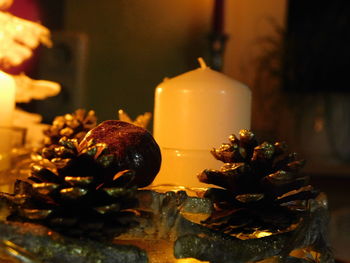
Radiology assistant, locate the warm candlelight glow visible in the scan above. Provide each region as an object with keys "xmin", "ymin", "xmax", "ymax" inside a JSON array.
[
  {"xmin": 0, "ymin": 0, "xmax": 60, "ymax": 150},
  {"xmin": 0, "ymin": 71, "xmax": 15, "ymax": 126},
  {"xmin": 0, "ymin": 11, "xmax": 51, "ymax": 67},
  {"xmin": 153, "ymin": 58, "xmax": 251, "ymax": 187},
  {"xmin": 0, "ymin": 70, "xmax": 15, "ymax": 170},
  {"xmin": 176, "ymin": 259, "xmax": 209, "ymax": 263}
]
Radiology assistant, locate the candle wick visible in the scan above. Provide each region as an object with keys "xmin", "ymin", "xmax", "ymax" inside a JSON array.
[{"xmin": 197, "ymin": 57, "xmax": 207, "ymax": 69}]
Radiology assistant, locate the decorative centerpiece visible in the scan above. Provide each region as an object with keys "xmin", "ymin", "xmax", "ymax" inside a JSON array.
[
  {"xmin": 173, "ymin": 130, "xmax": 332, "ymax": 262},
  {"xmin": 0, "ymin": 110, "xmax": 332, "ymax": 263}
]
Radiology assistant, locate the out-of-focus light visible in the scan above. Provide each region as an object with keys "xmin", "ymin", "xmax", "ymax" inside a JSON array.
[{"xmin": 0, "ymin": 11, "xmax": 51, "ymax": 68}]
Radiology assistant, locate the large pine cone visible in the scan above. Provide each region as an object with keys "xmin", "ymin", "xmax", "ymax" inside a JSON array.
[
  {"xmin": 198, "ymin": 129, "xmax": 319, "ymax": 235},
  {"xmin": 4, "ymin": 137, "xmax": 139, "ymax": 241}
]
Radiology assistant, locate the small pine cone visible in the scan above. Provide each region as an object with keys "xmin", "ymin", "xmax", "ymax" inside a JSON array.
[
  {"xmin": 44, "ymin": 109, "xmax": 97, "ymax": 146},
  {"xmin": 198, "ymin": 130, "xmax": 319, "ymax": 235}
]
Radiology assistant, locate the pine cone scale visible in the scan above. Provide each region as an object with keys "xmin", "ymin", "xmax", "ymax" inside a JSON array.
[
  {"xmin": 60, "ymin": 187, "xmax": 88, "ymax": 199},
  {"xmin": 32, "ymin": 182, "xmax": 59, "ymax": 195},
  {"xmin": 31, "ymin": 165, "xmax": 62, "ymax": 184},
  {"xmin": 22, "ymin": 208, "xmax": 53, "ymax": 220},
  {"xmin": 94, "ymin": 203, "xmax": 120, "ymax": 215},
  {"xmin": 64, "ymin": 176, "xmax": 93, "ymax": 186}
]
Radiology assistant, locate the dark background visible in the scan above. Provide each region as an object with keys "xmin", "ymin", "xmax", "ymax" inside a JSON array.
[{"xmin": 283, "ymin": 0, "xmax": 350, "ymax": 92}]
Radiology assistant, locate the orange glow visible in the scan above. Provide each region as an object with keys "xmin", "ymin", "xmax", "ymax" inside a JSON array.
[
  {"xmin": 0, "ymin": 1, "xmax": 60, "ymax": 104},
  {"xmin": 0, "ymin": 11, "xmax": 51, "ymax": 67},
  {"xmin": 176, "ymin": 259, "xmax": 209, "ymax": 263},
  {"xmin": 254, "ymin": 231, "xmax": 273, "ymax": 238}
]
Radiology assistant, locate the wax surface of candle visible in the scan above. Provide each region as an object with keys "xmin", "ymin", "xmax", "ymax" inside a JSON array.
[
  {"xmin": 0, "ymin": 70, "xmax": 16, "ymax": 171},
  {"xmin": 0, "ymin": 71, "xmax": 16, "ymax": 127},
  {"xmin": 153, "ymin": 60, "xmax": 251, "ymax": 187}
]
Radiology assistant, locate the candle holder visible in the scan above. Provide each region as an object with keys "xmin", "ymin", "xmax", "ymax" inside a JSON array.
[{"xmin": 209, "ymin": 32, "xmax": 228, "ymax": 71}]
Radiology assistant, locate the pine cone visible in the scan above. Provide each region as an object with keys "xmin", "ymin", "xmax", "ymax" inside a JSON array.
[
  {"xmin": 198, "ymin": 129, "xmax": 319, "ymax": 235},
  {"xmin": 44, "ymin": 109, "xmax": 97, "ymax": 146},
  {"xmin": 4, "ymin": 137, "xmax": 139, "ymax": 241}
]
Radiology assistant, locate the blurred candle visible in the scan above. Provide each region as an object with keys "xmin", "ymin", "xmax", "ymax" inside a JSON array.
[
  {"xmin": 153, "ymin": 58, "xmax": 251, "ymax": 187},
  {"xmin": 0, "ymin": 70, "xmax": 16, "ymax": 171},
  {"xmin": 213, "ymin": 0, "xmax": 225, "ymax": 34}
]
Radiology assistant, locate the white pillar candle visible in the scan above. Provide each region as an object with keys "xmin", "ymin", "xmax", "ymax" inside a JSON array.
[
  {"xmin": 153, "ymin": 58, "xmax": 251, "ymax": 188},
  {"xmin": 0, "ymin": 70, "xmax": 16, "ymax": 171}
]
